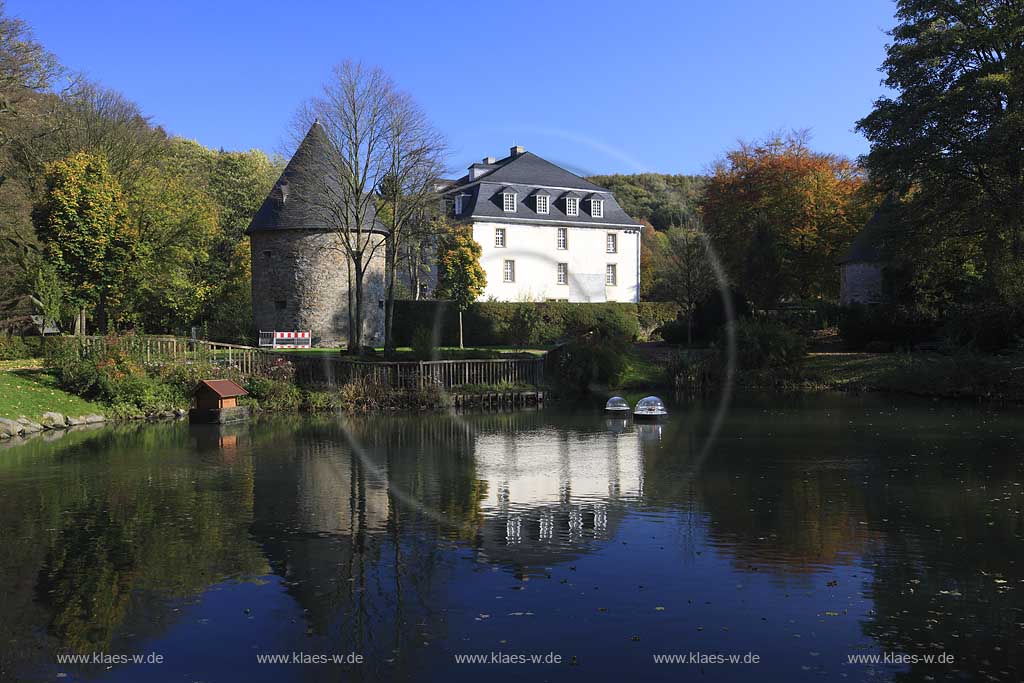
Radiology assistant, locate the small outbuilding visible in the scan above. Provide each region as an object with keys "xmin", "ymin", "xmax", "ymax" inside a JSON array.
[{"xmin": 189, "ymin": 379, "xmax": 250, "ymax": 424}]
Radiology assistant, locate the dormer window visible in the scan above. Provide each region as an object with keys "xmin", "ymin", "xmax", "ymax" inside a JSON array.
[
  {"xmin": 536, "ymin": 194, "xmax": 549, "ymax": 215},
  {"xmin": 502, "ymin": 191, "xmax": 517, "ymax": 212},
  {"xmin": 565, "ymin": 197, "xmax": 579, "ymax": 217},
  {"xmin": 454, "ymin": 195, "xmax": 463, "ymax": 215},
  {"xmin": 591, "ymin": 199, "xmax": 604, "ymax": 218}
]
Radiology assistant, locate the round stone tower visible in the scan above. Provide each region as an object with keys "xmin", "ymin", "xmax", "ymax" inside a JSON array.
[{"xmin": 246, "ymin": 122, "xmax": 386, "ymax": 348}]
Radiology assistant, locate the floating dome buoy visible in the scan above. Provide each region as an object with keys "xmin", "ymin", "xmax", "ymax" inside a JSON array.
[
  {"xmin": 633, "ymin": 396, "xmax": 667, "ymax": 419},
  {"xmin": 605, "ymin": 396, "xmax": 630, "ymax": 413}
]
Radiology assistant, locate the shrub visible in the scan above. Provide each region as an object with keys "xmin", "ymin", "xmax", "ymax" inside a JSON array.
[
  {"xmin": 244, "ymin": 375, "xmax": 302, "ymax": 410},
  {"xmin": 637, "ymin": 302, "xmax": 681, "ymax": 341},
  {"xmin": 0, "ymin": 335, "xmax": 42, "ymax": 360},
  {"xmin": 503, "ymin": 302, "xmax": 544, "ymax": 349},
  {"xmin": 725, "ymin": 319, "xmax": 808, "ymax": 371},
  {"xmin": 548, "ymin": 310, "xmax": 634, "ymax": 393},
  {"xmin": 941, "ymin": 304, "xmax": 1021, "ymax": 352},
  {"xmin": 411, "ymin": 326, "xmax": 436, "ymax": 360},
  {"xmin": 838, "ymin": 304, "xmax": 938, "ymax": 351}
]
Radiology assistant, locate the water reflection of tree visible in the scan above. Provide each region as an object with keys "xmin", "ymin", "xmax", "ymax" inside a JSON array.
[
  {"xmin": 2, "ymin": 423, "xmax": 267, "ymax": 666},
  {"xmin": 860, "ymin": 446, "xmax": 1024, "ymax": 681}
]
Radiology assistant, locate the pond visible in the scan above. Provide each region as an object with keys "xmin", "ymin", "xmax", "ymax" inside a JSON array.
[{"xmin": 0, "ymin": 394, "xmax": 1020, "ymax": 682}]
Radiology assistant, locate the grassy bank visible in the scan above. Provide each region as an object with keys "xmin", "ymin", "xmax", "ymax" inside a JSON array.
[
  {"xmin": 0, "ymin": 369, "xmax": 106, "ymax": 420},
  {"xmin": 800, "ymin": 352, "xmax": 1024, "ymax": 402}
]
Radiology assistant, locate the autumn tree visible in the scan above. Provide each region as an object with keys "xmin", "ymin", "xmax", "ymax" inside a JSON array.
[
  {"xmin": 435, "ymin": 223, "xmax": 486, "ymax": 348},
  {"xmin": 701, "ymin": 131, "xmax": 871, "ymax": 305},
  {"xmin": 33, "ymin": 152, "xmax": 135, "ymax": 331},
  {"xmin": 856, "ymin": 0, "xmax": 1024, "ymax": 313}
]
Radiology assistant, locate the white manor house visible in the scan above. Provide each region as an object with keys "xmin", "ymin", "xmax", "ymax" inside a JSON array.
[{"xmin": 441, "ymin": 146, "xmax": 641, "ymax": 303}]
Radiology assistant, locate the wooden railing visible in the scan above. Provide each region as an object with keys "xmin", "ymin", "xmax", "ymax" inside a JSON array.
[
  {"xmin": 77, "ymin": 336, "xmax": 545, "ymax": 389},
  {"xmin": 292, "ymin": 357, "xmax": 545, "ymax": 389}
]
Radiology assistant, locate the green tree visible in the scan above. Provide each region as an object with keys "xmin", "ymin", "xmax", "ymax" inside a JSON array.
[
  {"xmin": 856, "ymin": 0, "xmax": 1024, "ymax": 312},
  {"xmin": 663, "ymin": 220, "xmax": 717, "ymax": 345},
  {"xmin": 33, "ymin": 152, "xmax": 134, "ymax": 331},
  {"xmin": 33, "ymin": 260, "xmax": 63, "ymax": 331},
  {"xmin": 435, "ymin": 224, "xmax": 486, "ymax": 348}
]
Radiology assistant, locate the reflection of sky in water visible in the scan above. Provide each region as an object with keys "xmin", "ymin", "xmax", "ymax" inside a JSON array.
[{"xmin": 2, "ymin": 394, "xmax": 1021, "ymax": 683}]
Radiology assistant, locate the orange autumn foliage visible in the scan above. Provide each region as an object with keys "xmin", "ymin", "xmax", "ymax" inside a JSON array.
[{"xmin": 701, "ymin": 132, "xmax": 875, "ymax": 306}]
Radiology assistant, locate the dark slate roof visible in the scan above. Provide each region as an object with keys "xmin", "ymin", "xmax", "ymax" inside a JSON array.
[
  {"xmin": 246, "ymin": 121, "xmax": 387, "ymax": 235},
  {"xmin": 838, "ymin": 197, "xmax": 900, "ymax": 265},
  {"xmin": 444, "ymin": 149, "xmax": 641, "ymax": 228}
]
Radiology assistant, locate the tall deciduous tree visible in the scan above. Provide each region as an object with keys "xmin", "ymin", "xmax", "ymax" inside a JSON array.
[
  {"xmin": 435, "ymin": 223, "xmax": 485, "ymax": 348},
  {"xmin": 33, "ymin": 152, "xmax": 134, "ymax": 331},
  {"xmin": 377, "ymin": 90, "xmax": 446, "ymax": 357},
  {"xmin": 856, "ymin": 0, "xmax": 1024, "ymax": 310},
  {"xmin": 702, "ymin": 132, "xmax": 870, "ymax": 305}
]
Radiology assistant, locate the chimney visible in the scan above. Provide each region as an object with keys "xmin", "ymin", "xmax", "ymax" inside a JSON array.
[
  {"xmin": 510, "ymin": 145, "xmax": 525, "ymax": 157},
  {"xmin": 483, "ymin": 156, "xmax": 496, "ymax": 164}
]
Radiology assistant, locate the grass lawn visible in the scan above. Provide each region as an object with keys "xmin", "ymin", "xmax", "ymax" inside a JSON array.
[
  {"xmin": 616, "ymin": 344, "xmax": 673, "ymax": 390},
  {"xmin": 802, "ymin": 352, "xmax": 1024, "ymax": 401},
  {"xmin": 0, "ymin": 369, "xmax": 105, "ymax": 421}
]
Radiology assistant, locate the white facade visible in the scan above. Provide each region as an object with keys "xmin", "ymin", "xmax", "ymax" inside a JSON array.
[{"xmin": 471, "ymin": 220, "xmax": 640, "ymax": 303}]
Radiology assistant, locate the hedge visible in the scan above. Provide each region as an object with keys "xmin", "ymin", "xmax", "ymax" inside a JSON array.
[{"xmin": 391, "ymin": 300, "xmax": 664, "ymax": 347}]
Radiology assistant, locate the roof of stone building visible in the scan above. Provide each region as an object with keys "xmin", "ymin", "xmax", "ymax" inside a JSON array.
[
  {"xmin": 444, "ymin": 148, "xmax": 641, "ymax": 229},
  {"xmin": 246, "ymin": 121, "xmax": 387, "ymax": 235},
  {"xmin": 838, "ymin": 197, "xmax": 900, "ymax": 265}
]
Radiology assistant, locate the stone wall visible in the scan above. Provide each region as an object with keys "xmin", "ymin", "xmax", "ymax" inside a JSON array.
[
  {"xmin": 250, "ymin": 230, "xmax": 386, "ymax": 347},
  {"xmin": 840, "ymin": 262, "xmax": 883, "ymax": 306}
]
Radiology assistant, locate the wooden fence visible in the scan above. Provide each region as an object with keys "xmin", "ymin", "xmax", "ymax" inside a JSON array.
[
  {"xmin": 77, "ymin": 336, "xmax": 545, "ymax": 389},
  {"xmin": 292, "ymin": 357, "xmax": 545, "ymax": 389}
]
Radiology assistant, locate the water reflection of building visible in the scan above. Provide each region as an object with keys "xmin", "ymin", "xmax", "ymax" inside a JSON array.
[{"xmin": 471, "ymin": 425, "xmax": 645, "ymax": 564}]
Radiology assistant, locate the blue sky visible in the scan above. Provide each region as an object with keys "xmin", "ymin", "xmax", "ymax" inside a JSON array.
[{"xmin": 11, "ymin": 0, "xmax": 897, "ymax": 176}]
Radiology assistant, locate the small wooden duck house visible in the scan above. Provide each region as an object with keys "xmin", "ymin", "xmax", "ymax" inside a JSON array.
[{"xmin": 189, "ymin": 379, "xmax": 250, "ymax": 424}]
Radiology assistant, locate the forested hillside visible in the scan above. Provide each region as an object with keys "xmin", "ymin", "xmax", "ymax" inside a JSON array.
[{"xmin": 0, "ymin": 3, "xmax": 281, "ymax": 341}]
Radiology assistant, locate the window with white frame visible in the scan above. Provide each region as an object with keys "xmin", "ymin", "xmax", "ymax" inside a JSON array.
[
  {"xmin": 495, "ymin": 228, "xmax": 506, "ymax": 248},
  {"xmin": 503, "ymin": 259, "xmax": 515, "ymax": 283},
  {"xmin": 556, "ymin": 227, "xmax": 567, "ymax": 250},
  {"xmin": 565, "ymin": 197, "xmax": 579, "ymax": 217},
  {"xmin": 591, "ymin": 199, "xmax": 604, "ymax": 218},
  {"xmin": 536, "ymin": 194, "xmax": 549, "ymax": 214},
  {"xmin": 503, "ymin": 192, "xmax": 517, "ymax": 212},
  {"xmin": 557, "ymin": 262, "xmax": 568, "ymax": 285},
  {"xmin": 606, "ymin": 232, "xmax": 617, "ymax": 253},
  {"xmin": 605, "ymin": 263, "xmax": 617, "ymax": 286},
  {"xmin": 454, "ymin": 195, "xmax": 463, "ymax": 215}
]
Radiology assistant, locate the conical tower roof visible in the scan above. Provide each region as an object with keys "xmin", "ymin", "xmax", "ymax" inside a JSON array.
[{"xmin": 246, "ymin": 121, "xmax": 386, "ymax": 234}]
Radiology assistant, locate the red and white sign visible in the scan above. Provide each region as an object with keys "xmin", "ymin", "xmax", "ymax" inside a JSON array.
[{"xmin": 271, "ymin": 331, "xmax": 311, "ymax": 348}]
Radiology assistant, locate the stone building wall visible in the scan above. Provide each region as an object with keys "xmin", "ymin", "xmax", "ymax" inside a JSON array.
[
  {"xmin": 839, "ymin": 262, "xmax": 883, "ymax": 306},
  {"xmin": 250, "ymin": 230, "xmax": 386, "ymax": 347}
]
